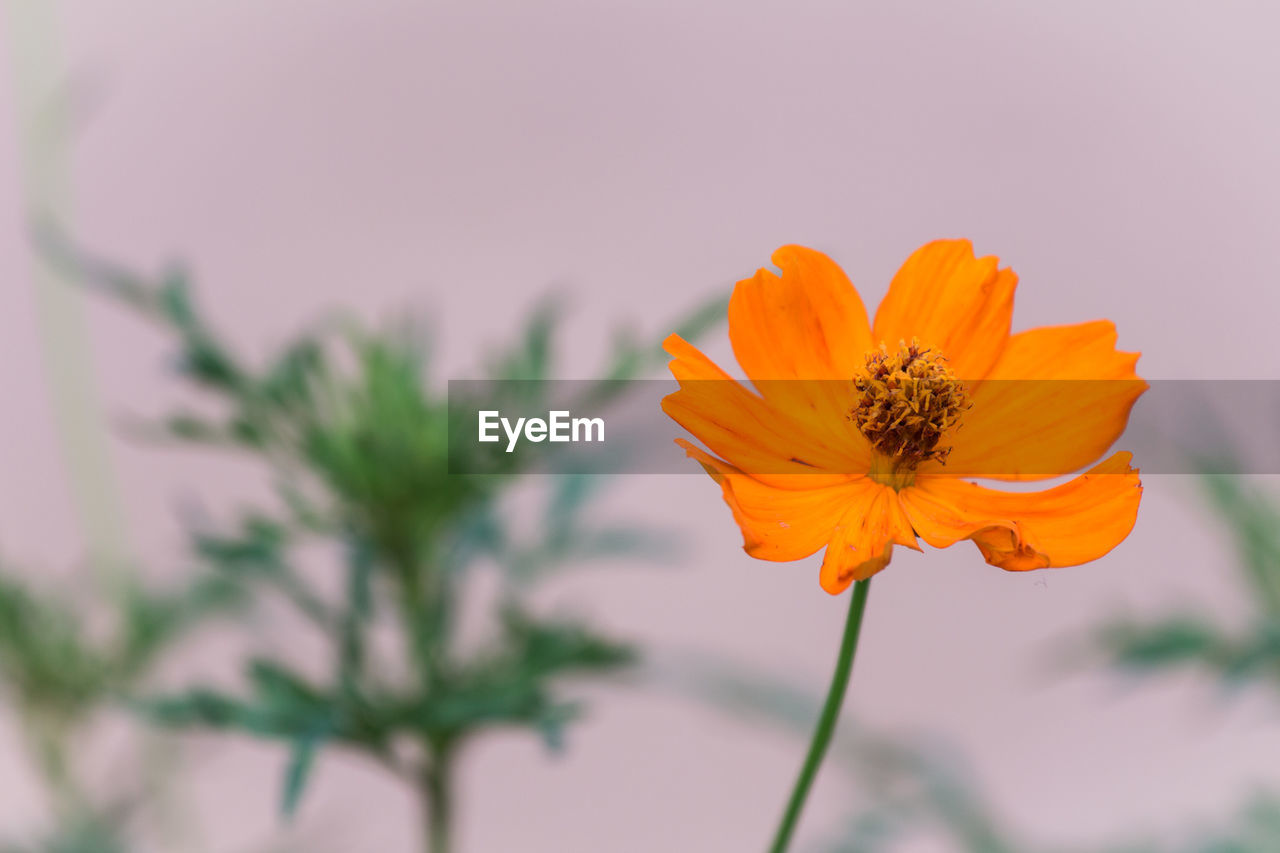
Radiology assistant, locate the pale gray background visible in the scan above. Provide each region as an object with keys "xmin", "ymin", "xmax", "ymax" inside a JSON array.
[{"xmin": 2, "ymin": 2, "xmax": 1279, "ymax": 851}]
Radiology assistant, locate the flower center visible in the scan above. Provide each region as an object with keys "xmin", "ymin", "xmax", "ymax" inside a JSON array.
[{"xmin": 851, "ymin": 339, "xmax": 968, "ymax": 485}]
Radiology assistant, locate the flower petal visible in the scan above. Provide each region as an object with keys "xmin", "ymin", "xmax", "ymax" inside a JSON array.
[
  {"xmin": 663, "ymin": 334, "xmax": 862, "ymax": 486},
  {"xmin": 677, "ymin": 439, "xmax": 873, "ymax": 556},
  {"xmin": 872, "ymin": 240, "xmax": 1016, "ymax": 381},
  {"xmin": 900, "ymin": 452, "xmax": 1142, "ymax": 570},
  {"xmin": 728, "ymin": 246, "xmax": 876, "ymax": 456},
  {"xmin": 819, "ymin": 486, "xmax": 919, "ymax": 594},
  {"xmin": 677, "ymin": 440, "xmax": 916, "ymax": 594},
  {"xmin": 934, "ymin": 321, "xmax": 1146, "ymax": 480},
  {"xmin": 730, "ymin": 245, "xmax": 874, "ymax": 382}
]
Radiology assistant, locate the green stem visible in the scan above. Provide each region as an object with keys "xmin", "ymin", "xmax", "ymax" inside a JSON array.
[
  {"xmin": 424, "ymin": 749, "xmax": 453, "ymax": 853},
  {"xmin": 393, "ymin": 548, "xmax": 455, "ymax": 853},
  {"xmin": 768, "ymin": 579, "xmax": 872, "ymax": 853}
]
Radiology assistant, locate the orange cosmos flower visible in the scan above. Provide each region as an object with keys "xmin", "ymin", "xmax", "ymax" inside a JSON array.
[{"xmin": 662, "ymin": 240, "xmax": 1146, "ymax": 595}]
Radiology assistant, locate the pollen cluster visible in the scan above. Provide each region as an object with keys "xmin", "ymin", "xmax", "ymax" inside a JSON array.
[{"xmin": 851, "ymin": 340, "xmax": 969, "ymax": 471}]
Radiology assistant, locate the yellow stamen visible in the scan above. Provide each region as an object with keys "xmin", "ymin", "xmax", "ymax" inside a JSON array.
[{"xmin": 851, "ymin": 339, "xmax": 969, "ymax": 486}]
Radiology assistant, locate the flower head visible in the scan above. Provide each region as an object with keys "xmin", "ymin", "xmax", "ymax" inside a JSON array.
[
  {"xmin": 662, "ymin": 241, "xmax": 1146, "ymax": 594},
  {"xmin": 852, "ymin": 339, "xmax": 969, "ymax": 470}
]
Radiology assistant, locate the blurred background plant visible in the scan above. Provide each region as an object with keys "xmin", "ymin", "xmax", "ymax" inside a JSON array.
[
  {"xmin": 32, "ymin": 231, "xmax": 726, "ymax": 853},
  {"xmin": 1085, "ymin": 469, "xmax": 1280, "ymax": 697},
  {"xmin": 0, "ymin": 557, "xmax": 242, "ymax": 852}
]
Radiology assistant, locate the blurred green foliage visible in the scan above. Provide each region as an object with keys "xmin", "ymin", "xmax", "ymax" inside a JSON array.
[
  {"xmin": 40, "ymin": 229, "xmax": 726, "ymax": 851},
  {"xmin": 0, "ymin": 561, "xmax": 241, "ymax": 849},
  {"xmin": 0, "ymin": 819, "xmax": 129, "ymax": 853},
  {"xmin": 1087, "ymin": 471, "xmax": 1280, "ymax": 691}
]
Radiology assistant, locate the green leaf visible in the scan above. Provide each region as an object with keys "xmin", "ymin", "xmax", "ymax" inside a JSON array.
[
  {"xmin": 338, "ymin": 535, "xmax": 375, "ymax": 696},
  {"xmin": 1200, "ymin": 471, "xmax": 1280, "ymax": 617},
  {"xmin": 155, "ymin": 269, "xmax": 198, "ymax": 330},
  {"xmin": 158, "ymin": 412, "xmax": 238, "ymax": 445},
  {"xmin": 0, "ymin": 570, "xmax": 113, "ymax": 716},
  {"xmin": 535, "ymin": 702, "xmax": 579, "ymax": 755},
  {"xmin": 1098, "ymin": 617, "xmax": 1227, "ymax": 671},
  {"xmin": 262, "ymin": 336, "xmax": 326, "ymax": 408},
  {"xmin": 247, "ymin": 658, "xmax": 327, "ymax": 711},
  {"xmin": 136, "ymin": 689, "xmax": 262, "ymax": 732},
  {"xmin": 33, "ymin": 222, "xmax": 153, "ymax": 314},
  {"xmin": 501, "ymin": 609, "xmax": 637, "ymax": 678},
  {"xmin": 281, "ymin": 725, "xmax": 328, "ymax": 819},
  {"xmin": 486, "ymin": 297, "xmax": 562, "ymax": 382},
  {"xmin": 194, "ymin": 514, "xmax": 289, "ymax": 571},
  {"xmin": 112, "ymin": 573, "xmax": 244, "ymax": 682}
]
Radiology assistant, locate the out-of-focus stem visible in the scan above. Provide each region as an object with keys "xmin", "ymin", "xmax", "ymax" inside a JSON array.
[
  {"xmin": 390, "ymin": 544, "xmax": 456, "ymax": 853},
  {"xmin": 3, "ymin": 0, "xmax": 131, "ymax": 574},
  {"xmin": 25, "ymin": 711, "xmax": 83, "ymax": 819},
  {"xmin": 424, "ymin": 748, "xmax": 453, "ymax": 853}
]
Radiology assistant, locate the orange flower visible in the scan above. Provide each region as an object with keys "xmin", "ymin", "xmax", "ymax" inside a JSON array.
[{"xmin": 662, "ymin": 241, "xmax": 1146, "ymax": 594}]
